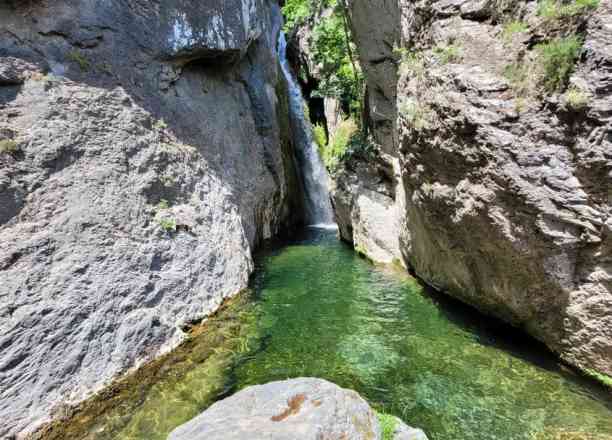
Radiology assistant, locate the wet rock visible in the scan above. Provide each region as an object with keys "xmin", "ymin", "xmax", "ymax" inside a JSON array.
[{"xmin": 167, "ymin": 378, "xmax": 428, "ymax": 440}]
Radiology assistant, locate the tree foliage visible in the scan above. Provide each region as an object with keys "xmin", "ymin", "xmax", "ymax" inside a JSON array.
[{"xmin": 282, "ymin": 0, "xmax": 363, "ymax": 119}]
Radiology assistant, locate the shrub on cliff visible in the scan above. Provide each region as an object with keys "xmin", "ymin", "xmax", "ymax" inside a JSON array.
[{"xmin": 537, "ymin": 36, "xmax": 583, "ymax": 92}]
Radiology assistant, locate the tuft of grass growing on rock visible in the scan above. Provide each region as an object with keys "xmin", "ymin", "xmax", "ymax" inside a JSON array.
[
  {"xmin": 321, "ymin": 118, "xmax": 357, "ymax": 170},
  {"xmin": 564, "ymin": 86, "xmax": 590, "ymax": 110},
  {"xmin": 158, "ymin": 217, "xmax": 176, "ymax": 232},
  {"xmin": 536, "ymin": 36, "xmax": 583, "ymax": 92},
  {"xmin": 433, "ymin": 43, "xmax": 462, "ymax": 65},
  {"xmin": 376, "ymin": 412, "xmax": 398, "ymax": 440},
  {"xmin": 502, "ymin": 21, "xmax": 529, "ymax": 42},
  {"xmin": 0, "ymin": 139, "xmax": 18, "ymax": 155},
  {"xmin": 154, "ymin": 119, "xmax": 168, "ymax": 131},
  {"xmin": 538, "ymin": 0, "xmax": 599, "ymax": 19},
  {"xmin": 67, "ymin": 50, "xmax": 91, "ymax": 72}
]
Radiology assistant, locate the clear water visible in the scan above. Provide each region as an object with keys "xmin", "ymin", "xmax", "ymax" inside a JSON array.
[{"xmin": 62, "ymin": 229, "xmax": 612, "ymax": 440}]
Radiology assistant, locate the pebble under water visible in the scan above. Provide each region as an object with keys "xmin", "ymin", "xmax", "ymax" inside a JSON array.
[{"xmin": 62, "ymin": 229, "xmax": 612, "ymax": 440}]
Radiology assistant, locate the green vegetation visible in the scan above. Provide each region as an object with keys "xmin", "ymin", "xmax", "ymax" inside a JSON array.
[
  {"xmin": 67, "ymin": 50, "xmax": 91, "ymax": 71},
  {"xmin": 156, "ymin": 199, "xmax": 170, "ymax": 211},
  {"xmin": 281, "ymin": 0, "xmax": 335, "ymax": 31},
  {"xmin": 320, "ymin": 118, "xmax": 357, "ymax": 170},
  {"xmin": 158, "ymin": 218, "xmax": 176, "ymax": 232},
  {"xmin": 537, "ymin": 0, "xmax": 599, "ymax": 19},
  {"xmin": 584, "ymin": 369, "xmax": 612, "ymax": 389},
  {"xmin": 433, "ymin": 43, "xmax": 462, "ymax": 65},
  {"xmin": 502, "ymin": 21, "xmax": 529, "ymax": 42},
  {"xmin": 311, "ymin": 9, "xmax": 363, "ymax": 116},
  {"xmin": 504, "ymin": 36, "xmax": 582, "ymax": 98},
  {"xmin": 536, "ymin": 36, "xmax": 583, "ymax": 92},
  {"xmin": 376, "ymin": 412, "xmax": 398, "ymax": 440},
  {"xmin": 399, "ymin": 98, "xmax": 432, "ymax": 130},
  {"xmin": 313, "ymin": 123, "xmax": 327, "ymax": 151},
  {"xmin": 564, "ymin": 86, "xmax": 590, "ymax": 109},
  {"xmin": 154, "ymin": 119, "xmax": 168, "ymax": 131},
  {"xmin": 0, "ymin": 139, "xmax": 18, "ymax": 155},
  {"xmin": 282, "ymin": 0, "xmax": 363, "ymax": 120},
  {"xmin": 155, "ymin": 199, "xmax": 177, "ymax": 232}
]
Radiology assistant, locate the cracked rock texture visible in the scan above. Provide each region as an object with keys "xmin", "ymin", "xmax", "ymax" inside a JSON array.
[
  {"xmin": 0, "ymin": 0, "xmax": 303, "ymax": 437},
  {"xmin": 168, "ymin": 378, "xmax": 428, "ymax": 440},
  {"xmin": 334, "ymin": 0, "xmax": 611, "ymax": 377}
]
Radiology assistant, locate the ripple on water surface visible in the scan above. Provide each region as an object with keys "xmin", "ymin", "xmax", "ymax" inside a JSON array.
[{"xmin": 62, "ymin": 229, "xmax": 612, "ymax": 440}]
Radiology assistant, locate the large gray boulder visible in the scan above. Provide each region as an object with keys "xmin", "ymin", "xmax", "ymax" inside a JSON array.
[
  {"xmin": 334, "ymin": 0, "xmax": 612, "ymax": 378},
  {"xmin": 0, "ymin": 0, "xmax": 303, "ymax": 437},
  {"xmin": 167, "ymin": 378, "xmax": 428, "ymax": 440}
]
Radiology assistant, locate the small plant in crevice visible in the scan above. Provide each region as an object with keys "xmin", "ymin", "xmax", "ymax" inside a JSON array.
[
  {"xmin": 154, "ymin": 119, "xmax": 168, "ymax": 131},
  {"xmin": 433, "ymin": 43, "xmax": 463, "ymax": 65},
  {"xmin": 376, "ymin": 412, "xmax": 398, "ymax": 440},
  {"xmin": 502, "ymin": 21, "xmax": 529, "ymax": 43},
  {"xmin": 158, "ymin": 217, "xmax": 177, "ymax": 232},
  {"xmin": 155, "ymin": 199, "xmax": 177, "ymax": 233},
  {"xmin": 67, "ymin": 50, "xmax": 91, "ymax": 72},
  {"xmin": 564, "ymin": 86, "xmax": 590, "ymax": 110},
  {"xmin": 0, "ymin": 139, "xmax": 18, "ymax": 155},
  {"xmin": 536, "ymin": 36, "xmax": 583, "ymax": 93}
]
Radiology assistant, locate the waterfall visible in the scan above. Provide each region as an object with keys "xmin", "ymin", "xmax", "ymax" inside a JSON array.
[{"xmin": 278, "ymin": 33, "xmax": 336, "ymax": 228}]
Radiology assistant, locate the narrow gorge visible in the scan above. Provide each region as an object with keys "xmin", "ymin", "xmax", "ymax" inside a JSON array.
[{"xmin": 0, "ymin": 1, "xmax": 610, "ymax": 440}]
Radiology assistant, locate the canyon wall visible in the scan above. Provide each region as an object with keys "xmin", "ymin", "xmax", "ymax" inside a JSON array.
[
  {"xmin": 334, "ymin": 0, "xmax": 612, "ymax": 378},
  {"xmin": 0, "ymin": 0, "xmax": 303, "ymax": 437}
]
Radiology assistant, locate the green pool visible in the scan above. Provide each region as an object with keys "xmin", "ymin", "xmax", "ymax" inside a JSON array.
[{"xmin": 66, "ymin": 228, "xmax": 612, "ymax": 440}]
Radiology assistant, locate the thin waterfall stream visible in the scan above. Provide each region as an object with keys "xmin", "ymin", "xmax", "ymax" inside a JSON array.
[{"xmin": 278, "ymin": 32, "xmax": 335, "ymax": 227}]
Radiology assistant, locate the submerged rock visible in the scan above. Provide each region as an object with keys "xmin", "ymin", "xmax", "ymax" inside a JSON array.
[{"xmin": 167, "ymin": 378, "xmax": 428, "ymax": 440}]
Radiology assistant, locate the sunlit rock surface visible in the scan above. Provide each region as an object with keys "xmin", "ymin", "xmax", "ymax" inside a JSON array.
[
  {"xmin": 168, "ymin": 378, "xmax": 428, "ymax": 440},
  {"xmin": 332, "ymin": 0, "xmax": 612, "ymax": 378},
  {"xmin": 0, "ymin": 0, "xmax": 303, "ymax": 437}
]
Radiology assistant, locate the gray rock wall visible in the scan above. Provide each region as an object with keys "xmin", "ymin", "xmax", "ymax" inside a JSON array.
[
  {"xmin": 335, "ymin": 0, "xmax": 611, "ymax": 378},
  {"xmin": 0, "ymin": 0, "xmax": 303, "ymax": 437}
]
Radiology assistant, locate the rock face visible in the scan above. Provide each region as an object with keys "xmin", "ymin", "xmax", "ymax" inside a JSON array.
[
  {"xmin": 0, "ymin": 1, "xmax": 303, "ymax": 437},
  {"xmin": 168, "ymin": 378, "xmax": 428, "ymax": 440},
  {"xmin": 334, "ymin": 0, "xmax": 612, "ymax": 377}
]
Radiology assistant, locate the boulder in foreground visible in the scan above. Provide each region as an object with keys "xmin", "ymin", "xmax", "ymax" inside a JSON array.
[{"xmin": 167, "ymin": 378, "xmax": 427, "ymax": 440}]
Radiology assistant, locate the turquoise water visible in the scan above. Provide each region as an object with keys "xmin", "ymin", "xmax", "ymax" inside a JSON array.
[{"xmin": 69, "ymin": 229, "xmax": 612, "ymax": 440}]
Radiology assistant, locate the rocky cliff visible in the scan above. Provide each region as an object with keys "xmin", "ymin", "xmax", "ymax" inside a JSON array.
[
  {"xmin": 0, "ymin": 0, "xmax": 303, "ymax": 437},
  {"xmin": 333, "ymin": 0, "xmax": 612, "ymax": 379}
]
